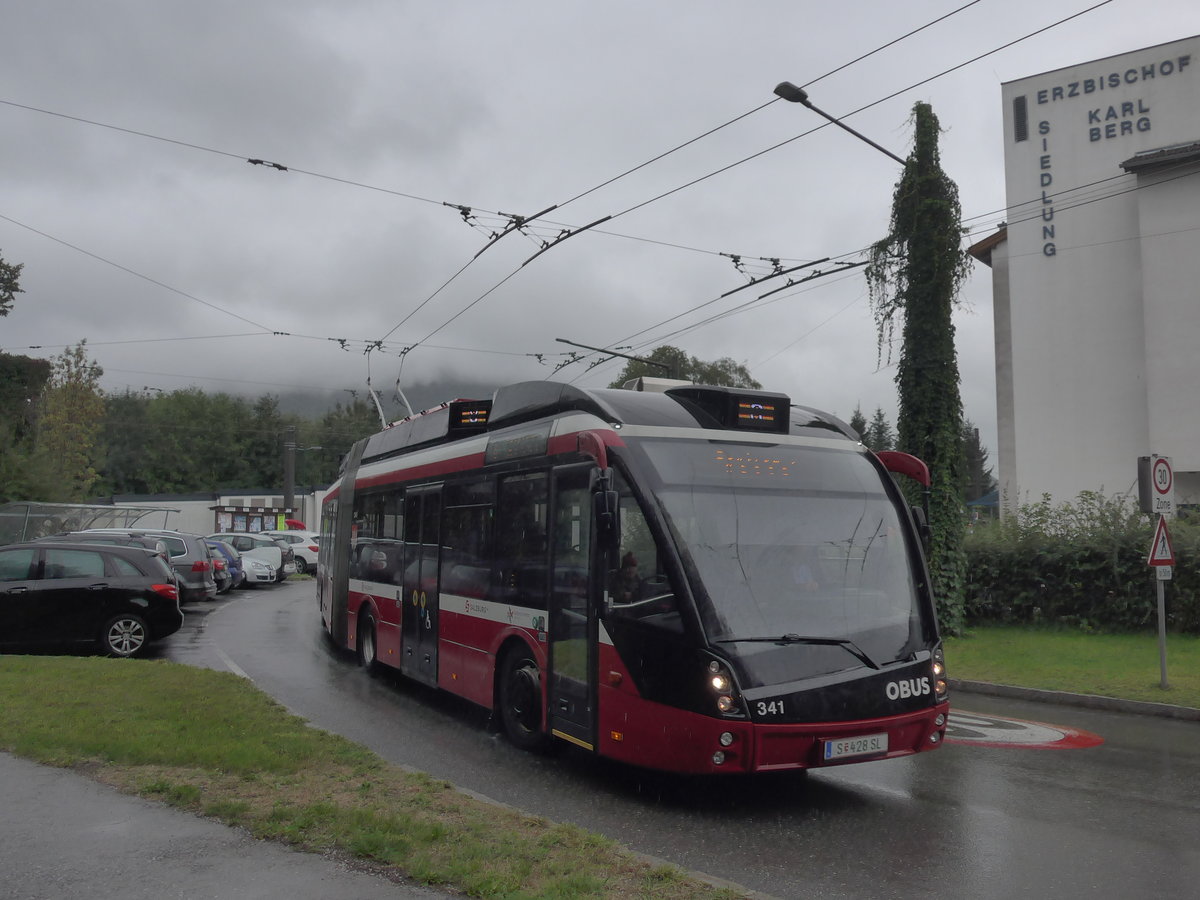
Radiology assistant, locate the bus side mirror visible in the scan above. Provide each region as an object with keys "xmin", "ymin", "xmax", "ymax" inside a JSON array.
[
  {"xmin": 911, "ymin": 505, "xmax": 932, "ymax": 557},
  {"xmin": 591, "ymin": 467, "xmax": 621, "ymax": 558},
  {"xmin": 594, "ymin": 488, "xmax": 620, "ymax": 549}
]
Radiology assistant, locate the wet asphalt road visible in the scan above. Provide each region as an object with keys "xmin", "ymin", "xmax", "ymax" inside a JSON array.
[{"xmin": 163, "ymin": 581, "xmax": 1200, "ymax": 899}]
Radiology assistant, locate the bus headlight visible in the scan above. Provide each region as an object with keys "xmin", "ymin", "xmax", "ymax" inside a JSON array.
[
  {"xmin": 932, "ymin": 648, "xmax": 948, "ymax": 699},
  {"xmin": 706, "ymin": 659, "xmax": 744, "ymax": 717}
]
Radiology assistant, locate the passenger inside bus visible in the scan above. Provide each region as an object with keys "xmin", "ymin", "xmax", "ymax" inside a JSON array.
[{"xmin": 614, "ymin": 553, "xmax": 640, "ymax": 603}]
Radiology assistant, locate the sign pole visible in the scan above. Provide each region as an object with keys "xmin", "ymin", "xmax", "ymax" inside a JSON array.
[
  {"xmin": 1140, "ymin": 457, "xmax": 1175, "ymax": 691},
  {"xmin": 1156, "ymin": 578, "xmax": 1169, "ymax": 689}
]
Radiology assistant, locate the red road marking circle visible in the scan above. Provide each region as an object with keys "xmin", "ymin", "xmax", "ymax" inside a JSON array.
[{"xmin": 944, "ymin": 710, "xmax": 1104, "ymax": 749}]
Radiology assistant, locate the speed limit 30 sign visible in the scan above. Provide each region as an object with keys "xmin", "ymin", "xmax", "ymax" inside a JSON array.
[{"xmin": 1138, "ymin": 455, "xmax": 1175, "ymax": 517}]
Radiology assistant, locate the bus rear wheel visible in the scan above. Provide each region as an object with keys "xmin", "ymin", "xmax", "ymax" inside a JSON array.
[{"xmin": 498, "ymin": 647, "xmax": 547, "ymax": 752}]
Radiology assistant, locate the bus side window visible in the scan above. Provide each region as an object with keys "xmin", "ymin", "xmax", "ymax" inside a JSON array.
[{"xmin": 492, "ymin": 473, "xmax": 549, "ymax": 609}]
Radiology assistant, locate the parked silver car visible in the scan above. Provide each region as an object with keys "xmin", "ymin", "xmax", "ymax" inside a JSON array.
[{"xmin": 207, "ymin": 533, "xmax": 294, "ymax": 582}]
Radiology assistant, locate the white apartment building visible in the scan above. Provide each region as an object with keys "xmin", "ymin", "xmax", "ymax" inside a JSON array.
[{"xmin": 971, "ymin": 35, "xmax": 1200, "ymax": 512}]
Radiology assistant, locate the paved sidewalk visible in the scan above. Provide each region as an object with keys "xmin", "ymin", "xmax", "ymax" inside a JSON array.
[{"xmin": 0, "ymin": 752, "xmax": 451, "ymax": 900}]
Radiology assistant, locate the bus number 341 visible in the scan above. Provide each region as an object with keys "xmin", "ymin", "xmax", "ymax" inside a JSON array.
[{"xmin": 756, "ymin": 699, "xmax": 786, "ymax": 716}]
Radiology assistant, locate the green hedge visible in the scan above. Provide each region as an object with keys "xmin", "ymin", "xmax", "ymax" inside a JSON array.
[{"xmin": 963, "ymin": 491, "xmax": 1200, "ymax": 633}]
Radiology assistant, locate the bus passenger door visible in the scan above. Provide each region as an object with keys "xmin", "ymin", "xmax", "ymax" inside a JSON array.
[
  {"xmin": 401, "ymin": 485, "xmax": 442, "ymax": 686},
  {"xmin": 547, "ymin": 465, "xmax": 597, "ymax": 751}
]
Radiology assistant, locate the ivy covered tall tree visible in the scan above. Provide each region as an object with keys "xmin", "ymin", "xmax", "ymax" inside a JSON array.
[{"xmin": 865, "ymin": 102, "xmax": 972, "ymax": 633}]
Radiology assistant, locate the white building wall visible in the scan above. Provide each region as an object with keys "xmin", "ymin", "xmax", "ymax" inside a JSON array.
[
  {"xmin": 998, "ymin": 36, "xmax": 1200, "ymax": 506},
  {"xmin": 1138, "ymin": 170, "xmax": 1200, "ymax": 478}
]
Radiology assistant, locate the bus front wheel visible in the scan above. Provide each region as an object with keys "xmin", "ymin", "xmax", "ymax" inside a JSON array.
[
  {"xmin": 359, "ymin": 616, "xmax": 382, "ymax": 677},
  {"xmin": 498, "ymin": 647, "xmax": 547, "ymax": 752}
]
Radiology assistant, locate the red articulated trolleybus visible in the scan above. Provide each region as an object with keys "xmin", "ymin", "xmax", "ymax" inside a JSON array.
[{"xmin": 319, "ymin": 379, "xmax": 949, "ymax": 774}]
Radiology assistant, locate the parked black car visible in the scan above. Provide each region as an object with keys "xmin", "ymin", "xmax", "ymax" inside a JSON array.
[
  {"xmin": 0, "ymin": 541, "xmax": 184, "ymax": 658},
  {"xmin": 37, "ymin": 531, "xmax": 174, "ymax": 570}
]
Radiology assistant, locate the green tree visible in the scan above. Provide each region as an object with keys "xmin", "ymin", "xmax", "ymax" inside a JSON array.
[
  {"xmin": 863, "ymin": 407, "xmax": 896, "ymax": 452},
  {"xmin": 865, "ymin": 102, "xmax": 973, "ymax": 634},
  {"xmin": 0, "ymin": 353, "xmax": 52, "ymax": 502},
  {"xmin": 31, "ymin": 342, "xmax": 106, "ymax": 501},
  {"xmin": 961, "ymin": 419, "xmax": 996, "ymax": 504},
  {"xmin": 849, "ymin": 405, "xmax": 868, "ymax": 441},
  {"xmin": 0, "ymin": 250, "xmax": 23, "ymax": 318},
  {"xmin": 94, "ymin": 389, "xmax": 152, "ymax": 495},
  {"xmin": 0, "ymin": 420, "xmax": 41, "ymax": 503},
  {"xmin": 606, "ymin": 346, "xmax": 761, "ymax": 389},
  {"xmin": 243, "ymin": 395, "xmax": 288, "ymax": 489},
  {"xmin": 310, "ymin": 398, "xmax": 384, "ymax": 485},
  {"xmin": 0, "ymin": 353, "xmax": 51, "ymax": 435}
]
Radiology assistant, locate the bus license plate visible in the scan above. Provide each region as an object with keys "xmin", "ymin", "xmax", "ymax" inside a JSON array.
[{"xmin": 823, "ymin": 733, "xmax": 888, "ymax": 761}]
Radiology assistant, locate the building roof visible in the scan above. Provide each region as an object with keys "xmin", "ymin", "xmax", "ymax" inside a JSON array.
[
  {"xmin": 1120, "ymin": 140, "xmax": 1200, "ymax": 174},
  {"xmin": 967, "ymin": 226, "xmax": 1007, "ymax": 268}
]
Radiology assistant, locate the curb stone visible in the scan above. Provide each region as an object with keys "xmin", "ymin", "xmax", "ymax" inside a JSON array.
[{"xmin": 950, "ymin": 678, "xmax": 1200, "ymax": 722}]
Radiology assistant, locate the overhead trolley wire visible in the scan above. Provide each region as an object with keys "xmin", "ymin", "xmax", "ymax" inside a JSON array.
[
  {"xmin": 1, "ymin": 1, "xmax": 1118, "ymax": 388},
  {"xmin": 0, "ymin": 212, "xmax": 275, "ymax": 332},
  {"xmin": 542, "ymin": 1, "xmax": 1119, "ymax": 380},
  {"xmin": 800, "ymin": 0, "xmax": 988, "ymax": 90}
]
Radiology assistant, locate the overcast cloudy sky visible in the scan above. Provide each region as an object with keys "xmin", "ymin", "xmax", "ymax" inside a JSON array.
[{"xmin": 3, "ymin": 1, "xmax": 1199, "ymax": 455}]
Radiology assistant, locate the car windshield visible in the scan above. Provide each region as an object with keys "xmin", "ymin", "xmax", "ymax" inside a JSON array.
[{"xmin": 629, "ymin": 438, "xmax": 929, "ymax": 669}]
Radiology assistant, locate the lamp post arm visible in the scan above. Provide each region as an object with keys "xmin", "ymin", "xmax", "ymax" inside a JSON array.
[{"xmin": 773, "ymin": 82, "xmax": 906, "ymax": 166}]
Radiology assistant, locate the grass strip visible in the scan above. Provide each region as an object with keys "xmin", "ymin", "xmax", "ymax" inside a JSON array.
[
  {"xmin": 945, "ymin": 626, "xmax": 1200, "ymax": 709},
  {"xmin": 0, "ymin": 656, "xmax": 741, "ymax": 900}
]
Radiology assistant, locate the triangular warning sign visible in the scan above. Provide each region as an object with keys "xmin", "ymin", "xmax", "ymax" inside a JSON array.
[{"xmin": 1148, "ymin": 515, "xmax": 1176, "ymax": 566}]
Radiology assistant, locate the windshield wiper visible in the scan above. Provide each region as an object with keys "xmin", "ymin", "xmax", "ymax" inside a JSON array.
[{"xmin": 716, "ymin": 634, "xmax": 880, "ymax": 670}]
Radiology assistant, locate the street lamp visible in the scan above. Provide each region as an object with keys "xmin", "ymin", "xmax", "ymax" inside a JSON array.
[{"xmin": 773, "ymin": 81, "xmax": 905, "ymax": 166}]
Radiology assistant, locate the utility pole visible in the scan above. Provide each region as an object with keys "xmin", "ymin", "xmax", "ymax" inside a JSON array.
[
  {"xmin": 283, "ymin": 425, "xmax": 296, "ymax": 518},
  {"xmin": 283, "ymin": 428, "xmax": 322, "ymax": 526}
]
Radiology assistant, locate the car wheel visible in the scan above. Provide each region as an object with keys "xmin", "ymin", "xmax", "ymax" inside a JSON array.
[
  {"xmin": 358, "ymin": 615, "xmax": 382, "ymax": 677},
  {"xmin": 294, "ymin": 558, "xmax": 308, "ymax": 575},
  {"xmin": 498, "ymin": 646, "xmax": 547, "ymax": 752},
  {"xmin": 100, "ymin": 614, "xmax": 149, "ymax": 658}
]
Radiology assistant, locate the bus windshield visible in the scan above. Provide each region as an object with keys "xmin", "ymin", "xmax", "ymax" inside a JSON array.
[{"xmin": 632, "ymin": 439, "xmax": 928, "ymax": 669}]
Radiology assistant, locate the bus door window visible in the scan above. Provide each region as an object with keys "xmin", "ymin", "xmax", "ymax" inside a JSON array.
[
  {"xmin": 606, "ymin": 475, "xmax": 680, "ymax": 630},
  {"xmin": 550, "ymin": 471, "xmax": 591, "ymax": 683},
  {"xmin": 401, "ymin": 487, "xmax": 441, "ymax": 681},
  {"xmin": 492, "ymin": 473, "xmax": 548, "ymax": 609}
]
